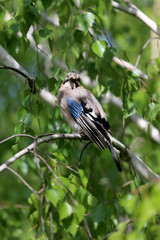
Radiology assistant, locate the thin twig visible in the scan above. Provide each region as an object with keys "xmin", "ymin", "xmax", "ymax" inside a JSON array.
[
  {"xmin": 6, "ymin": 166, "xmax": 40, "ymax": 200},
  {"xmin": 0, "ymin": 45, "xmax": 57, "ymax": 106},
  {"xmin": 112, "ymin": 1, "xmax": 160, "ymax": 36},
  {"xmin": 102, "ymin": 227, "xmax": 118, "ymax": 240},
  {"xmin": 0, "ymin": 65, "xmax": 32, "ymax": 80},
  {"xmin": 135, "ymin": 37, "xmax": 160, "ymax": 68},
  {"xmin": 0, "ymin": 65, "xmax": 36, "ymax": 93},
  {"xmin": 83, "ymin": 216, "xmax": 93, "ymax": 240},
  {"xmin": 33, "ymin": 140, "xmax": 46, "ymax": 233},
  {"xmin": 113, "ymin": 56, "xmax": 149, "ymax": 79},
  {"xmin": 78, "ymin": 142, "xmax": 92, "ymax": 168},
  {"xmin": 49, "ymin": 210, "xmax": 54, "ymax": 240},
  {"xmin": 128, "ymin": 161, "xmax": 142, "ymax": 200},
  {"xmin": 122, "ymin": 109, "xmax": 141, "ymax": 198},
  {"xmin": 34, "ymin": 152, "xmax": 78, "ymax": 204},
  {"xmin": 88, "ymin": 28, "xmax": 149, "ymax": 80},
  {"xmin": 0, "ymin": 134, "xmax": 35, "ymax": 144}
]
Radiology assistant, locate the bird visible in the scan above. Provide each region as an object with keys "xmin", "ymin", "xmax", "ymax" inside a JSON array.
[{"xmin": 57, "ymin": 71, "xmax": 122, "ymax": 172}]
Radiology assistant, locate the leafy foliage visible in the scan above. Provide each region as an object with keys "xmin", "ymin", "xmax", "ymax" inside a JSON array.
[{"xmin": 0, "ymin": 0, "xmax": 160, "ymax": 239}]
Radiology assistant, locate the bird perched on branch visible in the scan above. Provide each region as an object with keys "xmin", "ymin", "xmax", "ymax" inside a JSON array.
[{"xmin": 57, "ymin": 71, "xmax": 122, "ymax": 172}]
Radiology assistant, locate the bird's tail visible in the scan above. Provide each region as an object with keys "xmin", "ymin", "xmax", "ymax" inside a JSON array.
[{"xmin": 105, "ymin": 139, "xmax": 122, "ymax": 172}]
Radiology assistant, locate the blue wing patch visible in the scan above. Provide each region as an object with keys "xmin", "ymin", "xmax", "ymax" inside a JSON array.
[{"xmin": 66, "ymin": 96, "xmax": 83, "ymax": 119}]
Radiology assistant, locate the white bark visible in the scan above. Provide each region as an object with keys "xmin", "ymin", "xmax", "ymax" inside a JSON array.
[{"xmin": 112, "ymin": 1, "xmax": 160, "ymax": 36}]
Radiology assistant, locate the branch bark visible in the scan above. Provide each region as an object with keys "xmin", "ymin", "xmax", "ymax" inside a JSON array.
[
  {"xmin": 113, "ymin": 56, "xmax": 149, "ymax": 80},
  {"xmin": 112, "ymin": 1, "xmax": 160, "ymax": 36},
  {"xmin": 110, "ymin": 136, "xmax": 160, "ymax": 182},
  {"xmin": 0, "ymin": 133, "xmax": 159, "ymax": 182}
]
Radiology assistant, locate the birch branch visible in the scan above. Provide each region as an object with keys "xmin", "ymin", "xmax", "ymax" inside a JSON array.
[
  {"xmin": 113, "ymin": 56, "xmax": 149, "ymax": 80},
  {"xmin": 0, "ymin": 133, "xmax": 159, "ymax": 182},
  {"xmin": 105, "ymin": 91, "xmax": 160, "ymax": 144},
  {"xmin": 112, "ymin": 1, "xmax": 160, "ymax": 36},
  {"xmin": 0, "ymin": 45, "xmax": 56, "ymax": 107},
  {"xmin": 110, "ymin": 136, "xmax": 160, "ymax": 182}
]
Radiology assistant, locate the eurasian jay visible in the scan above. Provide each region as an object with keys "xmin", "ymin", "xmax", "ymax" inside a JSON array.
[{"xmin": 57, "ymin": 71, "xmax": 122, "ymax": 172}]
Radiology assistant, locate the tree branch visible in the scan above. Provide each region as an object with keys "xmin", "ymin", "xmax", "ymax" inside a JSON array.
[
  {"xmin": 110, "ymin": 136, "xmax": 160, "ymax": 182},
  {"xmin": 112, "ymin": 1, "xmax": 160, "ymax": 36},
  {"xmin": 0, "ymin": 45, "xmax": 57, "ymax": 106},
  {"xmin": 0, "ymin": 133, "xmax": 159, "ymax": 182},
  {"xmin": 135, "ymin": 37, "xmax": 160, "ymax": 68},
  {"xmin": 113, "ymin": 56, "xmax": 149, "ymax": 80},
  {"xmin": 0, "ymin": 134, "xmax": 81, "ymax": 172},
  {"xmin": 6, "ymin": 166, "xmax": 41, "ymax": 200},
  {"xmin": 104, "ymin": 91, "xmax": 160, "ymax": 144}
]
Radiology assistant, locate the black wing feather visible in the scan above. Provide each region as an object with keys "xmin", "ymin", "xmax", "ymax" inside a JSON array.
[{"xmin": 67, "ymin": 96, "xmax": 122, "ymax": 172}]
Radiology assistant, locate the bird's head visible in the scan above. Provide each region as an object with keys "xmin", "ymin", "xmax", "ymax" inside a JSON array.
[{"xmin": 62, "ymin": 71, "xmax": 81, "ymax": 89}]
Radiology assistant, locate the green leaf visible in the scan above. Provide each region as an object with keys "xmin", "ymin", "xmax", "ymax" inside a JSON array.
[
  {"xmin": 75, "ymin": 186, "xmax": 88, "ymax": 204},
  {"xmin": 28, "ymin": 193, "xmax": 40, "ymax": 209},
  {"xmin": 75, "ymin": 204, "xmax": 85, "ymax": 223},
  {"xmin": 28, "ymin": 5, "xmax": 39, "ymax": 17},
  {"xmin": 91, "ymin": 204, "xmax": 107, "ymax": 229},
  {"xmin": 24, "ymin": 0, "xmax": 32, "ymax": 6},
  {"xmin": 116, "ymin": 49, "xmax": 130, "ymax": 63},
  {"xmin": 69, "ymin": 174, "xmax": 81, "ymax": 195},
  {"xmin": 29, "ymin": 210, "xmax": 39, "ymax": 225},
  {"xmin": 14, "ymin": 123, "xmax": 25, "ymax": 134},
  {"xmin": 120, "ymin": 194, "xmax": 137, "ymax": 215},
  {"xmin": 10, "ymin": 23, "xmax": 21, "ymax": 35},
  {"xmin": 148, "ymin": 103, "xmax": 160, "ymax": 121},
  {"xmin": 41, "ymin": 0, "xmax": 53, "ymax": 9},
  {"xmin": 59, "ymin": 202, "xmax": 73, "ymax": 220},
  {"xmin": 18, "ymin": 107, "xmax": 28, "ymax": 121},
  {"xmin": 87, "ymin": 193, "xmax": 97, "ymax": 207},
  {"xmin": 39, "ymin": 29, "xmax": 54, "ymax": 38},
  {"xmin": 103, "ymin": 46, "xmax": 116, "ymax": 63},
  {"xmin": 68, "ymin": 215, "xmax": 79, "ymax": 237},
  {"xmin": 77, "ymin": 12, "xmax": 95, "ymax": 33},
  {"xmin": 45, "ymin": 189, "xmax": 60, "ymax": 207},
  {"xmin": 108, "ymin": 222, "xmax": 127, "ymax": 240},
  {"xmin": 91, "ymin": 40, "xmax": 106, "ymax": 57},
  {"xmin": 20, "ymin": 89, "xmax": 31, "ymax": 106},
  {"xmin": 78, "ymin": 168, "xmax": 88, "ymax": 188},
  {"xmin": 23, "ymin": 113, "xmax": 34, "ymax": 129}
]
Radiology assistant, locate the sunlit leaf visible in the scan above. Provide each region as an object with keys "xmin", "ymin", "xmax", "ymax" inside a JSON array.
[
  {"xmin": 78, "ymin": 168, "xmax": 88, "ymax": 188},
  {"xmin": 45, "ymin": 189, "xmax": 60, "ymax": 207},
  {"xmin": 75, "ymin": 204, "xmax": 85, "ymax": 223},
  {"xmin": 87, "ymin": 193, "xmax": 97, "ymax": 207},
  {"xmin": 59, "ymin": 202, "xmax": 73, "ymax": 220},
  {"xmin": 77, "ymin": 12, "xmax": 95, "ymax": 33},
  {"xmin": 91, "ymin": 40, "xmax": 106, "ymax": 57}
]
